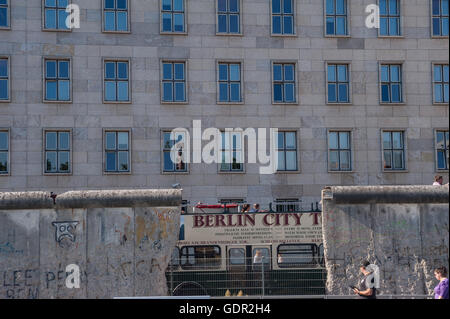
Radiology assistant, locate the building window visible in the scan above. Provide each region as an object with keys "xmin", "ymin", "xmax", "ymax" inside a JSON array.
[
  {"xmin": 0, "ymin": 129, "xmax": 9, "ymax": 175},
  {"xmin": 44, "ymin": 58, "xmax": 71, "ymax": 102},
  {"xmin": 433, "ymin": 64, "xmax": 449, "ymax": 103},
  {"xmin": 103, "ymin": 0, "xmax": 129, "ymax": 32},
  {"xmin": 104, "ymin": 130, "xmax": 130, "ymax": 173},
  {"xmin": 327, "ymin": 64, "xmax": 349, "ymax": 103},
  {"xmin": 217, "ymin": 0, "xmax": 240, "ymax": 34},
  {"xmin": 161, "ymin": 61, "xmax": 187, "ymax": 103},
  {"xmin": 382, "ymin": 131, "xmax": 406, "ymax": 170},
  {"xmin": 218, "ymin": 62, "xmax": 242, "ymax": 103},
  {"xmin": 104, "ymin": 60, "xmax": 130, "ymax": 102},
  {"xmin": 161, "ymin": 0, "xmax": 186, "ymax": 33},
  {"xmin": 325, "ymin": 0, "xmax": 348, "ymax": 36},
  {"xmin": 163, "ymin": 131, "xmax": 188, "ymax": 173},
  {"xmin": 380, "ymin": 64, "xmax": 403, "ymax": 103},
  {"xmin": 436, "ymin": 130, "xmax": 449, "ymax": 170},
  {"xmin": 379, "ymin": 0, "xmax": 401, "ymax": 36},
  {"xmin": 328, "ymin": 131, "xmax": 351, "ymax": 171},
  {"xmin": 272, "ymin": 63, "xmax": 296, "ymax": 103},
  {"xmin": 271, "ymin": 0, "xmax": 295, "ymax": 35},
  {"xmin": 0, "ymin": 57, "xmax": 9, "ymax": 101},
  {"xmin": 0, "ymin": 0, "xmax": 9, "ymax": 29},
  {"xmin": 44, "ymin": 130, "xmax": 71, "ymax": 174},
  {"xmin": 432, "ymin": 0, "xmax": 449, "ymax": 37},
  {"xmin": 277, "ymin": 131, "xmax": 298, "ymax": 171},
  {"xmin": 43, "ymin": 0, "xmax": 70, "ymax": 31},
  {"xmin": 220, "ymin": 131, "xmax": 243, "ymax": 172}
]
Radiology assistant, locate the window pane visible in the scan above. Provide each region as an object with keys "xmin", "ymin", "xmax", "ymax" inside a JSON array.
[
  {"xmin": 284, "ymin": 83, "xmax": 294, "ymax": 102},
  {"xmin": 163, "ymin": 82, "xmax": 173, "ymax": 101},
  {"xmin": 389, "ymin": 17, "xmax": 399, "ymax": 35},
  {"xmin": 174, "ymin": 0, "xmax": 184, "ymax": 11},
  {"xmin": 0, "ymin": 152, "xmax": 7, "ymax": 172},
  {"xmin": 46, "ymin": 81, "xmax": 57, "ymax": 100},
  {"xmin": 328, "ymin": 84, "xmax": 337, "ymax": 102},
  {"xmin": 329, "ymin": 151, "xmax": 339, "ymax": 170},
  {"xmin": 58, "ymin": 152, "xmax": 69, "ymax": 172},
  {"xmin": 391, "ymin": 84, "xmax": 401, "ymax": 102},
  {"xmin": 58, "ymin": 9, "xmax": 69, "ymax": 29},
  {"xmin": 390, "ymin": 65, "xmax": 400, "ymax": 82},
  {"xmin": 105, "ymin": 81, "xmax": 116, "ymax": 101},
  {"xmin": 46, "ymin": 61, "xmax": 57, "ymax": 78},
  {"xmin": 104, "ymin": 11, "xmax": 115, "ymax": 31},
  {"xmin": 229, "ymin": 64, "xmax": 240, "ymax": 81},
  {"xmin": 338, "ymin": 83, "xmax": 348, "ymax": 102},
  {"xmin": 163, "ymin": 132, "xmax": 173, "ymax": 149},
  {"xmin": 380, "ymin": 17, "xmax": 388, "ymax": 35},
  {"xmin": 283, "ymin": 16, "xmax": 293, "ymax": 34},
  {"xmin": 389, "ymin": 0, "xmax": 398, "ymax": 15},
  {"xmin": 337, "ymin": 65, "xmax": 347, "ymax": 81},
  {"xmin": 383, "ymin": 151, "xmax": 392, "ymax": 169},
  {"xmin": 437, "ymin": 151, "xmax": 446, "ymax": 169},
  {"xmin": 118, "ymin": 151, "xmax": 129, "ymax": 171},
  {"xmin": 277, "ymin": 132, "xmax": 285, "ymax": 149},
  {"xmin": 218, "ymin": 14, "xmax": 227, "ymax": 32},
  {"xmin": 273, "ymin": 83, "xmax": 283, "ymax": 102},
  {"xmin": 117, "ymin": 81, "xmax": 129, "ymax": 101},
  {"xmin": 175, "ymin": 82, "xmax": 185, "ymax": 101},
  {"xmin": 277, "ymin": 151, "xmax": 285, "ymax": 170},
  {"xmin": 59, "ymin": 132, "xmax": 69, "ymax": 150},
  {"xmin": 229, "ymin": 0, "xmax": 239, "ymax": 12},
  {"xmin": 272, "ymin": 16, "xmax": 281, "ymax": 34},
  {"xmin": 435, "ymin": 84, "xmax": 443, "ymax": 102},
  {"xmin": 326, "ymin": 17, "xmax": 335, "ymax": 35},
  {"xmin": 443, "ymin": 65, "xmax": 449, "ymax": 82},
  {"xmin": 336, "ymin": 0, "xmax": 346, "ymax": 14},
  {"xmin": 285, "ymin": 132, "xmax": 296, "ymax": 149},
  {"xmin": 230, "ymin": 83, "xmax": 240, "ymax": 102},
  {"xmin": 174, "ymin": 13, "xmax": 184, "ymax": 32},
  {"xmin": 434, "ymin": 65, "xmax": 442, "ymax": 82},
  {"xmin": 326, "ymin": 0, "xmax": 335, "ymax": 15},
  {"xmin": 218, "ymin": 0, "xmax": 227, "ymax": 12},
  {"xmin": 0, "ymin": 80, "xmax": 7, "ymax": 100},
  {"xmin": 327, "ymin": 65, "xmax": 336, "ymax": 82},
  {"xmin": 117, "ymin": 132, "xmax": 128, "ymax": 150},
  {"xmin": 393, "ymin": 150, "xmax": 404, "ymax": 169},
  {"xmin": 106, "ymin": 152, "xmax": 117, "ymax": 171},
  {"xmin": 340, "ymin": 151, "xmax": 351, "ymax": 170},
  {"xmin": 443, "ymin": 0, "xmax": 449, "ymax": 15},
  {"xmin": 117, "ymin": 62, "xmax": 128, "ymax": 79},
  {"xmin": 45, "ymin": 9, "xmax": 57, "ymax": 29},
  {"xmin": 0, "ymin": 59, "xmax": 7, "ymax": 77},
  {"xmin": 393, "ymin": 132, "xmax": 403, "ymax": 149},
  {"xmin": 436, "ymin": 131, "xmax": 445, "ymax": 148},
  {"xmin": 162, "ymin": 13, "xmax": 172, "ymax": 31},
  {"xmin": 219, "ymin": 64, "xmax": 228, "ymax": 81},
  {"xmin": 46, "ymin": 152, "xmax": 57, "ymax": 172},
  {"xmin": 283, "ymin": 0, "xmax": 292, "ymax": 14},
  {"xmin": 219, "ymin": 83, "xmax": 228, "ymax": 101},
  {"xmin": 380, "ymin": 0, "xmax": 387, "ymax": 15},
  {"xmin": 328, "ymin": 132, "xmax": 338, "ymax": 149},
  {"xmin": 117, "ymin": 0, "xmax": 127, "ymax": 10},
  {"xmin": 284, "ymin": 64, "xmax": 294, "ymax": 81},
  {"xmin": 174, "ymin": 63, "xmax": 184, "ymax": 80},
  {"xmin": 105, "ymin": 132, "xmax": 116, "ymax": 150},
  {"xmin": 272, "ymin": 0, "xmax": 281, "ymax": 14},
  {"xmin": 164, "ymin": 151, "xmax": 174, "ymax": 171},
  {"xmin": 286, "ymin": 151, "xmax": 297, "ymax": 170},
  {"xmin": 444, "ymin": 84, "xmax": 449, "ymax": 102},
  {"xmin": 230, "ymin": 248, "xmax": 245, "ymax": 265},
  {"xmin": 46, "ymin": 132, "xmax": 57, "ymax": 150},
  {"xmin": 0, "ymin": 132, "xmax": 7, "ymax": 150},
  {"xmin": 443, "ymin": 18, "xmax": 449, "ymax": 36},
  {"xmin": 433, "ymin": 0, "xmax": 440, "ymax": 15},
  {"xmin": 58, "ymin": 80, "xmax": 70, "ymax": 101},
  {"xmin": 381, "ymin": 65, "xmax": 389, "ymax": 82},
  {"xmin": 163, "ymin": 63, "xmax": 173, "ymax": 80},
  {"xmin": 58, "ymin": 61, "xmax": 69, "ymax": 78},
  {"xmin": 381, "ymin": 84, "xmax": 390, "ymax": 102},
  {"xmin": 117, "ymin": 11, "xmax": 128, "ymax": 31},
  {"xmin": 383, "ymin": 132, "xmax": 392, "ymax": 149},
  {"xmin": 339, "ymin": 132, "xmax": 350, "ymax": 149},
  {"xmin": 336, "ymin": 16, "xmax": 346, "ymax": 35},
  {"xmin": 105, "ymin": 62, "xmax": 116, "ymax": 79},
  {"xmin": 273, "ymin": 64, "xmax": 282, "ymax": 81},
  {"xmin": 105, "ymin": 0, "xmax": 115, "ymax": 9}
]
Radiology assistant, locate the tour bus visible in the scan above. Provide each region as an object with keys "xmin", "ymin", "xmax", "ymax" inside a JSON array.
[{"xmin": 166, "ymin": 201, "xmax": 326, "ymax": 297}]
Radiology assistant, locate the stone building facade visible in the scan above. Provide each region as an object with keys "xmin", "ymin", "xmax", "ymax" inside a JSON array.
[{"xmin": 0, "ymin": 0, "xmax": 448, "ymax": 208}]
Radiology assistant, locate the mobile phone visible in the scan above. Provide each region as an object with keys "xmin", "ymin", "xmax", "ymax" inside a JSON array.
[{"xmin": 349, "ymin": 285, "xmax": 356, "ymax": 289}]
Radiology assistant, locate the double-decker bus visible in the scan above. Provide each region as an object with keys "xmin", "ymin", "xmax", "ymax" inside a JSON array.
[{"xmin": 166, "ymin": 202, "xmax": 326, "ymax": 297}]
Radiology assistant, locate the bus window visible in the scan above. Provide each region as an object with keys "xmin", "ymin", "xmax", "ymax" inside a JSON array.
[
  {"xmin": 277, "ymin": 244, "xmax": 316, "ymax": 267},
  {"xmin": 229, "ymin": 248, "xmax": 245, "ymax": 265},
  {"xmin": 168, "ymin": 247, "xmax": 180, "ymax": 269},
  {"xmin": 318, "ymin": 244, "xmax": 325, "ymax": 266},
  {"xmin": 252, "ymin": 247, "xmax": 270, "ymax": 270},
  {"xmin": 180, "ymin": 246, "xmax": 221, "ymax": 270}
]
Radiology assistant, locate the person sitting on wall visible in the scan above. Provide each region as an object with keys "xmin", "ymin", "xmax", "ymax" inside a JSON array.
[
  {"xmin": 434, "ymin": 266, "xmax": 449, "ymax": 299},
  {"xmin": 241, "ymin": 204, "xmax": 251, "ymax": 213},
  {"xmin": 433, "ymin": 175, "xmax": 444, "ymax": 186},
  {"xmin": 250, "ymin": 203, "xmax": 260, "ymax": 213},
  {"xmin": 352, "ymin": 260, "xmax": 377, "ymax": 299}
]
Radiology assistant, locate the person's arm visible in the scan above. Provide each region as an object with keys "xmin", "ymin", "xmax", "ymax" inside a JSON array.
[{"xmin": 353, "ymin": 288, "xmax": 373, "ymax": 296}]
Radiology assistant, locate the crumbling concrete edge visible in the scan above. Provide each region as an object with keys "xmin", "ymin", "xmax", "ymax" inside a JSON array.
[{"xmin": 0, "ymin": 189, "xmax": 182, "ymax": 210}]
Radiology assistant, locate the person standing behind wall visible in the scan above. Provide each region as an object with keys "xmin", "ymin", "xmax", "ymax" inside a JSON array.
[
  {"xmin": 434, "ymin": 267, "xmax": 449, "ymax": 299},
  {"xmin": 352, "ymin": 260, "xmax": 377, "ymax": 299}
]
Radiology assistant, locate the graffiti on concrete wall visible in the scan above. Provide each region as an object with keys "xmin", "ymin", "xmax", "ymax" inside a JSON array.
[{"xmin": 52, "ymin": 221, "xmax": 79, "ymax": 246}]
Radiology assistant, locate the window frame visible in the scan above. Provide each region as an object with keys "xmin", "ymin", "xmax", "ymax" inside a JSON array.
[
  {"xmin": 381, "ymin": 129, "xmax": 408, "ymax": 172},
  {"xmin": 431, "ymin": 0, "xmax": 449, "ymax": 38},
  {"xmin": 325, "ymin": 62, "xmax": 352, "ymax": 104},
  {"xmin": 102, "ymin": 58, "xmax": 132, "ymax": 104},
  {"xmin": 216, "ymin": 60, "xmax": 244, "ymax": 104},
  {"xmin": 42, "ymin": 56, "xmax": 73, "ymax": 103},
  {"xmin": 215, "ymin": 0, "xmax": 243, "ymax": 36},
  {"xmin": 323, "ymin": 0, "xmax": 351, "ymax": 37},
  {"xmin": 277, "ymin": 244, "xmax": 318, "ymax": 268},
  {"xmin": 377, "ymin": 0, "xmax": 403, "ymax": 38},
  {"xmin": 42, "ymin": 128, "xmax": 73, "ymax": 175},
  {"xmin": 432, "ymin": 62, "xmax": 449, "ymax": 105},
  {"xmin": 218, "ymin": 129, "xmax": 245, "ymax": 174},
  {"xmin": 271, "ymin": 60, "xmax": 299, "ymax": 105},
  {"xmin": 379, "ymin": 62, "xmax": 405, "ymax": 105},
  {"xmin": 102, "ymin": 128, "xmax": 132, "ymax": 175},
  {"xmin": 0, "ymin": 128, "xmax": 10, "ymax": 176},
  {"xmin": 270, "ymin": 0, "xmax": 297, "ymax": 37},
  {"xmin": 435, "ymin": 129, "xmax": 449, "ymax": 172},
  {"xmin": 161, "ymin": 129, "xmax": 190, "ymax": 174},
  {"xmin": 42, "ymin": 0, "xmax": 73, "ymax": 32},
  {"xmin": 0, "ymin": 55, "xmax": 10, "ymax": 103},
  {"xmin": 275, "ymin": 130, "xmax": 300, "ymax": 173},
  {"xmin": 160, "ymin": 0, "xmax": 188, "ymax": 35},
  {"xmin": 102, "ymin": 0, "xmax": 131, "ymax": 33},
  {"xmin": 180, "ymin": 245, "xmax": 222, "ymax": 270},
  {"xmin": 0, "ymin": 0, "xmax": 10, "ymax": 30},
  {"xmin": 160, "ymin": 59, "xmax": 189, "ymax": 104},
  {"xmin": 327, "ymin": 129, "xmax": 354, "ymax": 173}
]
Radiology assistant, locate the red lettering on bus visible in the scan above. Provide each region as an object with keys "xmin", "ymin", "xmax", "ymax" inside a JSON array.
[
  {"xmin": 244, "ymin": 214, "xmax": 255, "ymax": 226},
  {"xmin": 263, "ymin": 214, "xmax": 274, "ymax": 226},
  {"xmin": 215, "ymin": 215, "xmax": 226, "ymax": 227},
  {"xmin": 193, "ymin": 216, "xmax": 204, "ymax": 228},
  {"xmin": 291, "ymin": 213, "xmax": 302, "ymax": 225}
]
